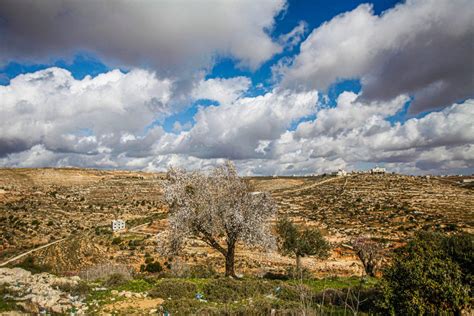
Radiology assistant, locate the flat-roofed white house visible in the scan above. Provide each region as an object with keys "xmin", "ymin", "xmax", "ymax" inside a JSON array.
[
  {"xmin": 370, "ymin": 166, "xmax": 386, "ymax": 174},
  {"xmin": 112, "ymin": 219, "xmax": 126, "ymax": 232}
]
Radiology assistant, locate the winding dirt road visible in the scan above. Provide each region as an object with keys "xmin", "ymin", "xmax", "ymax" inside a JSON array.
[{"xmin": 0, "ymin": 238, "xmax": 66, "ymax": 267}]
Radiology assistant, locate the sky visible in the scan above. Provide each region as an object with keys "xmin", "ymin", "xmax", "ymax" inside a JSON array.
[{"xmin": 0, "ymin": 0, "xmax": 473, "ymax": 175}]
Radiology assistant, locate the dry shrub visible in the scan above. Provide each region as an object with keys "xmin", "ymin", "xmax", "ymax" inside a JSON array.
[{"xmin": 79, "ymin": 264, "xmax": 132, "ymax": 281}]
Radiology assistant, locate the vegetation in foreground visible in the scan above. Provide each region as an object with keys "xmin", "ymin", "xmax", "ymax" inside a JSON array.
[
  {"xmin": 0, "ymin": 165, "xmax": 472, "ymax": 314},
  {"xmin": 2, "ymin": 230, "xmax": 471, "ymax": 315}
]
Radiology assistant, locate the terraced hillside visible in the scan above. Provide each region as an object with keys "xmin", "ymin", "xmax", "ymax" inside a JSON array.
[
  {"xmin": 255, "ymin": 174, "xmax": 474, "ymax": 242},
  {"xmin": 0, "ymin": 168, "xmax": 166, "ymax": 262},
  {"xmin": 1, "ymin": 168, "xmax": 472, "ymax": 277}
]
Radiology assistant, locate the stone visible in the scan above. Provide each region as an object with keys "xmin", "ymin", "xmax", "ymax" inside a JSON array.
[{"xmin": 0, "ymin": 267, "xmax": 85, "ymax": 314}]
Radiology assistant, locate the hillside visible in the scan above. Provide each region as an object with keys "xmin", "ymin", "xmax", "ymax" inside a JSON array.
[{"xmin": 0, "ymin": 168, "xmax": 472, "ymax": 277}]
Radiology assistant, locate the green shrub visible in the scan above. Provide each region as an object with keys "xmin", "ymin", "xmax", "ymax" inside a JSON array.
[
  {"xmin": 443, "ymin": 232, "xmax": 474, "ymax": 293},
  {"xmin": 144, "ymin": 256, "xmax": 154, "ymax": 264},
  {"xmin": 276, "ymin": 283, "xmax": 312, "ymax": 302},
  {"xmin": 161, "ymin": 296, "xmax": 305, "ymax": 315},
  {"xmin": 161, "ymin": 298, "xmax": 209, "ymax": 315},
  {"xmin": 140, "ymin": 261, "xmax": 163, "ymax": 273},
  {"xmin": 203, "ymin": 278, "xmax": 276, "ymax": 302},
  {"xmin": 187, "ymin": 264, "xmax": 218, "ymax": 278},
  {"xmin": 149, "ymin": 280, "xmax": 197, "ymax": 299},
  {"xmin": 378, "ymin": 231, "xmax": 471, "ymax": 314}
]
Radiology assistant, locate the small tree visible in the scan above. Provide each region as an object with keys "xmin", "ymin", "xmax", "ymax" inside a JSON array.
[
  {"xmin": 160, "ymin": 162, "xmax": 276, "ymax": 277},
  {"xmin": 351, "ymin": 236, "xmax": 383, "ymax": 277},
  {"xmin": 276, "ymin": 217, "xmax": 330, "ymax": 274}
]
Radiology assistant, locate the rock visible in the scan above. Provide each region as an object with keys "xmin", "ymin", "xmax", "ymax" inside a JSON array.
[
  {"xmin": 17, "ymin": 301, "xmax": 40, "ymax": 314},
  {"xmin": 0, "ymin": 267, "xmax": 85, "ymax": 314},
  {"xmin": 51, "ymin": 304, "xmax": 67, "ymax": 314}
]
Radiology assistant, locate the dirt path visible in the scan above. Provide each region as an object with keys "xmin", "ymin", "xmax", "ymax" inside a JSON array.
[
  {"xmin": 129, "ymin": 222, "xmax": 154, "ymax": 235},
  {"xmin": 0, "ymin": 238, "xmax": 67, "ymax": 267},
  {"xmin": 129, "ymin": 222, "xmax": 150, "ymax": 232}
]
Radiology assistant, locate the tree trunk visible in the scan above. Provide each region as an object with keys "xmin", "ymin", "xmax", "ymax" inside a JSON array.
[
  {"xmin": 296, "ymin": 255, "xmax": 302, "ymax": 276},
  {"xmin": 225, "ymin": 242, "xmax": 236, "ymax": 277}
]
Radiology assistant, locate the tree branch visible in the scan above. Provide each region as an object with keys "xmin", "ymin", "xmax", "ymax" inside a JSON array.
[{"xmin": 200, "ymin": 231, "xmax": 227, "ymax": 256}]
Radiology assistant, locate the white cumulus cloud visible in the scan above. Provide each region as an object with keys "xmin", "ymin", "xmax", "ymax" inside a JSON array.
[{"xmin": 279, "ymin": 0, "xmax": 474, "ymax": 113}]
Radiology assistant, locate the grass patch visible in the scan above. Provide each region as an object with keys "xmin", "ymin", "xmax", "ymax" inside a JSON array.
[
  {"xmin": 149, "ymin": 279, "xmax": 197, "ymax": 299},
  {"xmin": 115, "ymin": 279, "xmax": 154, "ymax": 293},
  {"xmin": 296, "ymin": 276, "xmax": 377, "ymax": 292}
]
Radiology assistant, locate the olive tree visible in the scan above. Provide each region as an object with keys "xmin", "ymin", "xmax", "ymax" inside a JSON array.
[
  {"xmin": 159, "ymin": 162, "xmax": 276, "ymax": 277},
  {"xmin": 276, "ymin": 217, "xmax": 330, "ymax": 274},
  {"xmin": 351, "ymin": 236, "xmax": 384, "ymax": 277}
]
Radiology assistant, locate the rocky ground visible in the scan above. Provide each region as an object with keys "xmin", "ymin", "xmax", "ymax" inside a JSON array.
[{"xmin": 0, "ymin": 267, "xmax": 86, "ymax": 314}]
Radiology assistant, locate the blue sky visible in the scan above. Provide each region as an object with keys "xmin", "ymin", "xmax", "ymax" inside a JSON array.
[{"xmin": 0, "ymin": 0, "xmax": 472, "ymax": 175}]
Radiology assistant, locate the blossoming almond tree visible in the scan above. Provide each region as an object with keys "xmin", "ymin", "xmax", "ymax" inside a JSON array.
[{"xmin": 160, "ymin": 161, "xmax": 276, "ymax": 277}]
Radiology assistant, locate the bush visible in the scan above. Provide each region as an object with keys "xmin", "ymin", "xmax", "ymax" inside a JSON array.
[
  {"xmin": 143, "ymin": 261, "xmax": 163, "ymax": 273},
  {"xmin": 203, "ymin": 278, "xmax": 276, "ymax": 302},
  {"xmin": 79, "ymin": 264, "xmax": 132, "ymax": 281},
  {"xmin": 262, "ymin": 271, "xmax": 289, "ymax": 281},
  {"xmin": 14, "ymin": 256, "xmax": 51, "ymax": 274},
  {"xmin": 55, "ymin": 281, "xmax": 91, "ymax": 297},
  {"xmin": 276, "ymin": 283, "xmax": 312, "ymax": 302},
  {"xmin": 312, "ymin": 287, "xmax": 380, "ymax": 312},
  {"xmin": 161, "ymin": 298, "xmax": 208, "ymax": 315},
  {"xmin": 104, "ymin": 273, "xmax": 130, "ymax": 287},
  {"xmin": 187, "ymin": 264, "xmax": 218, "ymax": 278},
  {"xmin": 378, "ymin": 231, "xmax": 471, "ymax": 314},
  {"xmin": 149, "ymin": 280, "xmax": 197, "ymax": 299},
  {"xmin": 443, "ymin": 232, "xmax": 474, "ymax": 293}
]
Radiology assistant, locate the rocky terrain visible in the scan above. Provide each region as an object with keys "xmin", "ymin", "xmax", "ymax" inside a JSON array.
[{"xmin": 0, "ymin": 267, "xmax": 86, "ymax": 314}]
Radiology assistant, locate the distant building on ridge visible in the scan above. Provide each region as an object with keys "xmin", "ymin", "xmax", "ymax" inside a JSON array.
[
  {"xmin": 370, "ymin": 166, "xmax": 386, "ymax": 174},
  {"xmin": 332, "ymin": 169, "xmax": 347, "ymax": 177}
]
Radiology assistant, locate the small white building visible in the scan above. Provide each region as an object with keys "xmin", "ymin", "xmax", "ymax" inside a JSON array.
[
  {"xmin": 332, "ymin": 169, "xmax": 347, "ymax": 177},
  {"xmin": 112, "ymin": 219, "xmax": 126, "ymax": 232},
  {"xmin": 370, "ymin": 166, "xmax": 386, "ymax": 174}
]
